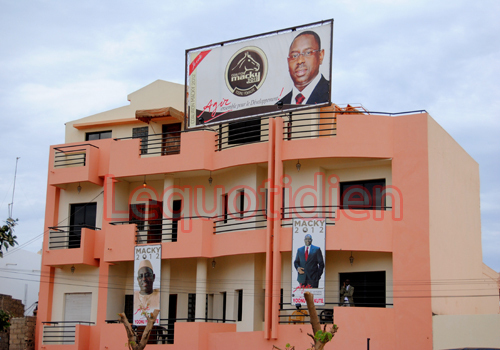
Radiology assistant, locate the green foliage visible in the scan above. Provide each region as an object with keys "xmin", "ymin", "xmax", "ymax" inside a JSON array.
[
  {"xmin": 0, "ymin": 310, "xmax": 12, "ymax": 332},
  {"xmin": 314, "ymin": 329, "xmax": 333, "ymax": 343},
  {"xmin": 0, "ymin": 219, "xmax": 18, "ymax": 258}
]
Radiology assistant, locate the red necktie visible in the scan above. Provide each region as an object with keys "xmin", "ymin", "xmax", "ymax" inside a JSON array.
[
  {"xmin": 295, "ymin": 93, "xmax": 305, "ymax": 104},
  {"xmin": 305, "ymin": 247, "xmax": 309, "ymax": 261}
]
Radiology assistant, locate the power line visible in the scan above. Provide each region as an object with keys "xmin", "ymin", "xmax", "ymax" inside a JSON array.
[{"xmin": 2, "ymin": 190, "xmax": 104, "ymax": 257}]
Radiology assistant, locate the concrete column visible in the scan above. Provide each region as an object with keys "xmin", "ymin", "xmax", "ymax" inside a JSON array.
[
  {"xmin": 195, "ymin": 258, "xmax": 208, "ymax": 322},
  {"xmin": 161, "ymin": 259, "xmax": 171, "ymax": 320}
]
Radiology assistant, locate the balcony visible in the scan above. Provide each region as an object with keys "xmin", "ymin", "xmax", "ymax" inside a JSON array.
[
  {"xmin": 42, "ymin": 321, "xmax": 94, "ymax": 347},
  {"xmin": 108, "ymin": 130, "xmax": 214, "ymax": 177},
  {"xmin": 104, "ymin": 218, "xmax": 215, "ymax": 262},
  {"xmin": 44, "ymin": 226, "xmax": 99, "ymax": 267},
  {"xmin": 48, "ymin": 143, "xmax": 103, "ymax": 187},
  {"xmin": 105, "ymin": 317, "xmax": 236, "ymax": 345},
  {"xmin": 100, "ymin": 320, "xmax": 236, "ymax": 349}
]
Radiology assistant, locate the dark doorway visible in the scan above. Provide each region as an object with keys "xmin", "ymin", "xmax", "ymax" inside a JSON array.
[
  {"xmin": 339, "ymin": 271, "xmax": 386, "ymax": 308},
  {"xmin": 69, "ymin": 203, "xmax": 97, "ymax": 248},
  {"xmin": 227, "ymin": 119, "xmax": 261, "ymax": 145},
  {"xmin": 147, "ymin": 200, "xmax": 163, "ymax": 244},
  {"xmin": 167, "ymin": 294, "xmax": 177, "ymax": 344},
  {"xmin": 171, "ymin": 200, "xmax": 181, "ymax": 242},
  {"xmin": 162, "ymin": 123, "xmax": 181, "ymax": 155}
]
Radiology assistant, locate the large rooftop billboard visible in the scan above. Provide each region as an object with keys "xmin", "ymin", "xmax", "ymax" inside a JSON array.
[{"xmin": 185, "ymin": 20, "xmax": 333, "ymax": 128}]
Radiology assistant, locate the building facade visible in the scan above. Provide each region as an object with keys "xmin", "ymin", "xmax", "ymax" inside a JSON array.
[{"xmin": 36, "ymin": 80, "xmax": 500, "ymax": 350}]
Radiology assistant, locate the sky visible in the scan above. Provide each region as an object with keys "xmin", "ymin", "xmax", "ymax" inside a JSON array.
[{"xmin": 0, "ymin": 0, "xmax": 498, "ymax": 271}]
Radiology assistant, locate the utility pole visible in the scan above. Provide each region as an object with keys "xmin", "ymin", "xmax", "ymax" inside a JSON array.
[{"xmin": 8, "ymin": 157, "xmax": 20, "ymax": 220}]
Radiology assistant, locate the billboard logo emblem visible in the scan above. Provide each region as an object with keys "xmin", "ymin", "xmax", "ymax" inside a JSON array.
[{"xmin": 226, "ymin": 47, "xmax": 267, "ymax": 97}]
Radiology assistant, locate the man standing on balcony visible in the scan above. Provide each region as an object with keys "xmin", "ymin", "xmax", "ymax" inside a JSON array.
[
  {"xmin": 294, "ymin": 234, "xmax": 325, "ymax": 288},
  {"xmin": 340, "ymin": 279, "xmax": 354, "ymax": 307},
  {"xmin": 279, "ymin": 30, "xmax": 330, "ymax": 106},
  {"xmin": 134, "ymin": 259, "xmax": 160, "ymax": 323}
]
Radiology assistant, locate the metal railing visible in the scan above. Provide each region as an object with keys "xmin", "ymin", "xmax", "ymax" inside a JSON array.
[
  {"xmin": 280, "ymin": 205, "xmax": 393, "ymax": 226},
  {"xmin": 53, "ymin": 144, "xmax": 98, "ymax": 168},
  {"xmin": 281, "ymin": 206, "xmax": 336, "ymax": 227},
  {"xmin": 213, "ymin": 212, "xmax": 267, "ymax": 234},
  {"xmin": 278, "ymin": 302, "xmax": 393, "ymax": 324},
  {"xmin": 110, "ymin": 217, "xmax": 211, "ymax": 244},
  {"xmin": 48, "ymin": 224, "xmax": 101, "ymax": 250},
  {"xmin": 215, "ymin": 117, "xmax": 270, "ymax": 151},
  {"xmin": 282, "ymin": 111, "xmax": 337, "ymax": 141},
  {"xmin": 115, "ymin": 130, "xmax": 195, "ymax": 157},
  {"xmin": 42, "ymin": 321, "xmax": 94, "ymax": 344}
]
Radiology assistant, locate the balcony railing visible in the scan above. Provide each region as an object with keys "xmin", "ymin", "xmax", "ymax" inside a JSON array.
[
  {"xmin": 105, "ymin": 317, "xmax": 235, "ymax": 345},
  {"xmin": 42, "ymin": 321, "xmax": 94, "ymax": 344},
  {"xmin": 53, "ymin": 144, "xmax": 98, "ymax": 168},
  {"xmin": 278, "ymin": 301, "xmax": 393, "ymax": 324},
  {"xmin": 281, "ymin": 206, "xmax": 337, "ymax": 227},
  {"xmin": 282, "ymin": 110, "xmax": 337, "ymax": 141},
  {"xmin": 215, "ymin": 117, "xmax": 270, "ymax": 151},
  {"xmin": 48, "ymin": 224, "xmax": 101, "ymax": 249},
  {"xmin": 213, "ymin": 212, "xmax": 267, "ymax": 234},
  {"xmin": 110, "ymin": 217, "xmax": 211, "ymax": 244},
  {"xmin": 115, "ymin": 130, "xmax": 195, "ymax": 157}
]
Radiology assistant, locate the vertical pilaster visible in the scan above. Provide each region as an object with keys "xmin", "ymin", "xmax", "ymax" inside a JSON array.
[
  {"xmin": 264, "ymin": 118, "xmax": 275, "ymax": 339},
  {"xmin": 195, "ymin": 258, "xmax": 208, "ymax": 322},
  {"xmin": 271, "ymin": 117, "xmax": 284, "ymax": 339}
]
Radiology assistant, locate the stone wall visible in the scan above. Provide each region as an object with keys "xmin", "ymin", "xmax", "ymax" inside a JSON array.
[
  {"xmin": 0, "ymin": 294, "xmax": 25, "ymax": 350},
  {"xmin": 9, "ymin": 317, "xmax": 36, "ymax": 350}
]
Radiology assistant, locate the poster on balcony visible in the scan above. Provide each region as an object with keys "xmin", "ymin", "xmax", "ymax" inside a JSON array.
[
  {"xmin": 186, "ymin": 19, "xmax": 333, "ymax": 128},
  {"xmin": 134, "ymin": 244, "xmax": 161, "ymax": 325},
  {"xmin": 291, "ymin": 218, "xmax": 326, "ymax": 306}
]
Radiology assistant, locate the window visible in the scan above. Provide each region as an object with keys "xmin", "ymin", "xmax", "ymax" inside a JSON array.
[
  {"xmin": 162, "ymin": 123, "xmax": 181, "ymax": 155},
  {"xmin": 221, "ymin": 291, "xmax": 227, "ymax": 323},
  {"xmin": 238, "ymin": 190, "xmax": 245, "ymax": 218},
  {"xmin": 339, "ymin": 271, "xmax": 387, "ymax": 308},
  {"xmin": 171, "ymin": 200, "xmax": 182, "ymax": 242},
  {"xmin": 124, "ymin": 295, "xmax": 134, "ymax": 322},
  {"xmin": 69, "ymin": 203, "xmax": 97, "ymax": 249},
  {"xmin": 222, "ymin": 194, "xmax": 228, "ymax": 224},
  {"xmin": 340, "ymin": 179, "xmax": 386, "ymax": 210},
  {"xmin": 85, "ymin": 130, "xmax": 112, "ymax": 141},
  {"xmin": 228, "ymin": 119, "xmax": 261, "ymax": 145},
  {"xmin": 132, "ymin": 127, "xmax": 149, "ymax": 155},
  {"xmin": 234, "ymin": 289, "xmax": 243, "ymax": 321},
  {"xmin": 187, "ymin": 293, "xmax": 196, "ymax": 322}
]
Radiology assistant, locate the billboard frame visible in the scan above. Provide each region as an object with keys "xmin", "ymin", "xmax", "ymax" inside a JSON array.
[{"xmin": 184, "ymin": 19, "xmax": 334, "ymax": 128}]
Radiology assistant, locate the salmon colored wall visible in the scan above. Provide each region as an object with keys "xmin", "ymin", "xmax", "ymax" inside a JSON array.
[
  {"xmin": 427, "ymin": 116, "xmax": 498, "ymax": 315},
  {"xmin": 391, "ymin": 113, "xmax": 433, "ymax": 349}
]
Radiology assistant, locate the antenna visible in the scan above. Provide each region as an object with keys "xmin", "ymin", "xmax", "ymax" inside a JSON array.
[{"xmin": 8, "ymin": 157, "xmax": 20, "ymax": 219}]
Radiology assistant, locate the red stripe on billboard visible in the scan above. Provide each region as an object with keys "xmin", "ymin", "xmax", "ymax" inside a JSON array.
[{"xmin": 189, "ymin": 50, "xmax": 211, "ymax": 76}]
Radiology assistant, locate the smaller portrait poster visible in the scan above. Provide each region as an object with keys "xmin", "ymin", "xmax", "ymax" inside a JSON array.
[
  {"xmin": 134, "ymin": 245, "xmax": 161, "ymax": 325},
  {"xmin": 291, "ymin": 218, "xmax": 326, "ymax": 306}
]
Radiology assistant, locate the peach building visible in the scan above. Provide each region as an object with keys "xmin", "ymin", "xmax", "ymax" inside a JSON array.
[{"xmin": 36, "ymin": 80, "xmax": 500, "ymax": 350}]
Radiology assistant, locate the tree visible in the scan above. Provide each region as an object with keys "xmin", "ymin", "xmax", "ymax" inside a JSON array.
[
  {"xmin": 118, "ymin": 309, "xmax": 160, "ymax": 350},
  {"xmin": 274, "ymin": 292, "xmax": 339, "ymax": 350},
  {"xmin": 0, "ymin": 310, "xmax": 12, "ymax": 332},
  {"xmin": 0, "ymin": 218, "xmax": 18, "ymax": 258}
]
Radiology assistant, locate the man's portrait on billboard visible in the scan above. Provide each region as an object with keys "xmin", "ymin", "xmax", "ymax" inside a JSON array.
[
  {"xmin": 134, "ymin": 259, "xmax": 160, "ymax": 323},
  {"xmin": 280, "ymin": 30, "xmax": 330, "ymax": 105},
  {"xmin": 293, "ymin": 233, "xmax": 325, "ymax": 288}
]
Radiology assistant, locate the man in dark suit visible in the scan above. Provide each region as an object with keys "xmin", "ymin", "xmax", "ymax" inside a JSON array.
[
  {"xmin": 280, "ymin": 30, "xmax": 330, "ymax": 105},
  {"xmin": 294, "ymin": 234, "xmax": 325, "ymax": 288}
]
